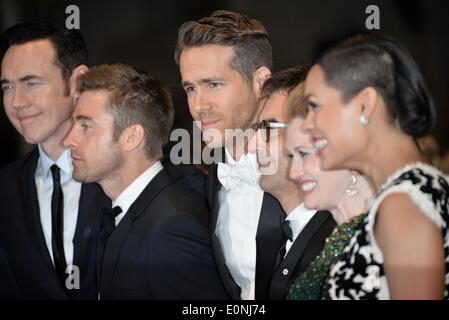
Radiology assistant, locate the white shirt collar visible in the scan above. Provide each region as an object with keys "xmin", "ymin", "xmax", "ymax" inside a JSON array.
[
  {"xmin": 286, "ymin": 203, "xmax": 317, "ymax": 242},
  {"xmin": 224, "ymin": 147, "xmax": 236, "ymax": 165},
  {"xmin": 224, "ymin": 147, "xmax": 259, "ymax": 168},
  {"xmin": 36, "ymin": 145, "xmax": 73, "ymax": 180},
  {"xmin": 218, "ymin": 149, "xmax": 261, "ymax": 191},
  {"xmin": 112, "ymin": 161, "xmax": 164, "ymax": 217},
  {"xmin": 216, "ymin": 149, "xmax": 265, "ymax": 300}
]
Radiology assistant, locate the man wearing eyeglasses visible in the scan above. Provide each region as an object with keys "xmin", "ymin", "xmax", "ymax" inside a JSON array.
[{"xmin": 249, "ymin": 66, "xmax": 336, "ymax": 300}]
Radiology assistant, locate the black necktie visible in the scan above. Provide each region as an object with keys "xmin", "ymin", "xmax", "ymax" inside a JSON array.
[
  {"xmin": 103, "ymin": 206, "xmax": 122, "ymax": 237},
  {"xmin": 50, "ymin": 164, "xmax": 68, "ymax": 287},
  {"xmin": 279, "ymin": 217, "xmax": 293, "ymax": 260}
]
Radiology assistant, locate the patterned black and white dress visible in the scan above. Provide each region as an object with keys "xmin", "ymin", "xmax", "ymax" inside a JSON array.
[{"xmin": 322, "ymin": 163, "xmax": 449, "ymax": 299}]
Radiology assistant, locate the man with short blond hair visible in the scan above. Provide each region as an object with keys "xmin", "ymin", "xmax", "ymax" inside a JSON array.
[{"xmin": 64, "ymin": 63, "xmax": 228, "ymax": 299}]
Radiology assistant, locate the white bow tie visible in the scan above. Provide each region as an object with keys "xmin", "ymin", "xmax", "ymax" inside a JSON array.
[{"xmin": 217, "ymin": 154, "xmax": 260, "ymax": 191}]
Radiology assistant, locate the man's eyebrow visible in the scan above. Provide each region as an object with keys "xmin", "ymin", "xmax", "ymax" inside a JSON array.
[
  {"xmin": 181, "ymin": 80, "xmax": 193, "ymax": 87},
  {"xmin": 0, "ymin": 75, "xmax": 44, "ymax": 86},
  {"xmin": 74, "ymin": 115, "xmax": 92, "ymax": 121},
  {"xmin": 199, "ymin": 77, "xmax": 222, "ymax": 84},
  {"xmin": 181, "ymin": 77, "xmax": 223, "ymax": 87},
  {"xmin": 304, "ymin": 93, "xmax": 315, "ymax": 101},
  {"xmin": 19, "ymin": 75, "xmax": 44, "ymax": 82}
]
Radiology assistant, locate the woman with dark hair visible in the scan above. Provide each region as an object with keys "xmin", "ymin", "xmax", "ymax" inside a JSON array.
[
  {"xmin": 284, "ymin": 84, "xmax": 374, "ymax": 300},
  {"xmin": 302, "ymin": 34, "xmax": 449, "ymax": 299}
]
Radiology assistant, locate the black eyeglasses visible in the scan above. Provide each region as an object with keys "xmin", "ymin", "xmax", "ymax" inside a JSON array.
[{"xmin": 251, "ymin": 120, "xmax": 287, "ymax": 142}]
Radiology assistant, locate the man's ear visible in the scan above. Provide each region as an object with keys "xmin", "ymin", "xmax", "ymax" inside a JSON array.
[
  {"xmin": 252, "ymin": 66, "xmax": 271, "ymax": 98},
  {"xmin": 120, "ymin": 124, "xmax": 145, "ymax": 153},
  {"xmin": 69, "ymin": 64, "xmax": 89, "ymax": 98}
]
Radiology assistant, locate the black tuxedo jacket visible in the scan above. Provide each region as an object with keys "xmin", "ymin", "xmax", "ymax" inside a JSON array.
[
  {"xmin": 0, "ymin": 149, "xmax": 110, "ymax": 299},
  {"xmin": 0, "ymin": 239, "xmax": 20, "ymax": 299},
  {"xmin": 161, "ymin": 141, "xmax": 207, "ymax": 201},
  {"xmin": 268, "ymin": 210, "xmax": 336, "ymax": 300},
  {"xmin": 97, "ymin": 168, "xmax": 229, "ymax": 300},
  {"xmin": 207, "ymin": 163, "xmax": 285, "ymax": 300}
]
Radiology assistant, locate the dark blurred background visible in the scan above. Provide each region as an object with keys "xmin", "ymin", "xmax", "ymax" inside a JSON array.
[{"xmin": 1, "ymin": 0, "xmax": 448, "ymax": 170}]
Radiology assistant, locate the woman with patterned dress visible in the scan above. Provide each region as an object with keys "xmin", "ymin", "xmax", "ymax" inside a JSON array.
[
  {"xmin": 302, "ymin": 34, "xmax": 449, "ymax": 299},
  {"xmin": 284, "ymin": 85, "xmax": 374, "ymax": 300}
]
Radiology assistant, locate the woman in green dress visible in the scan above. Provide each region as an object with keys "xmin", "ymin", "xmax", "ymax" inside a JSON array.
[{"xmin": 284, "ymin": 84, "xmax": 374, "ymax": 300}]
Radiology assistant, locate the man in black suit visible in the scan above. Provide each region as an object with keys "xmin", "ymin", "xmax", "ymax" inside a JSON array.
[
  {"xmin": 248, "ymin": 67, "xmax": 336, "ymax": 299},
  {"xmin": 63, "ymin": 63, "xmax": 228, "ymax": 299},
  {"xmin": 175, "ymin": 10, "xmax": 285, "ymax": 300},
  {"xmin": 0, "ymin": 22, "xmax": 110, "ymax": 299},
  {"xmin": 0, "ymin": 240, "xmax": 20, "ymax": 299}
]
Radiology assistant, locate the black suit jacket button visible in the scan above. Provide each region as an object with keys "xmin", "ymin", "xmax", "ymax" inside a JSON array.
[{"xmin": 282, "ymin": 268, "xmax": 289, "ymax": 276}]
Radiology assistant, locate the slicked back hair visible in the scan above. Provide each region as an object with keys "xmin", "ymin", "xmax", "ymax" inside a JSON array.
[{"xmin": 175, "ymin": 10, "xmax": 273, "ymax": 84}]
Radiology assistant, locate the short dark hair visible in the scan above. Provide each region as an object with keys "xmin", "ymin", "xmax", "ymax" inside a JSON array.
[
  {"xmin": 175, "ymin": 10, "xmax": 273, "ymax": 84},
  {"xmin": 0, "ymin": 22, "xmax": 88, "ymax": 81},
  {"xmin": 78, "ymin": 64, "xmax": 175, "ymax": 159},
  {"xmin": 260, "ymin": 65, "xmax": 309, "ymax": 102},
  {"xmin": 316, "ymin": 34, "xmax": 436, "ymax": 138}
]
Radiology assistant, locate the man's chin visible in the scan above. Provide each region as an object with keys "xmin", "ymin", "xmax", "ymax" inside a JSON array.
[
  {"xmin": 19, "ymin": 126, "xmax": 52, "ymax": 145},
  {"xmin": 22, "ymin": 133, "xmax": 44, "ymax": 145},
  {"xmin": 259, "ymin": 163, "xmax": 279, "ymax": 176},
  {"xmin": 203, "ymin": 137, "xmax": 224, "ymax": 149},
  {"xmin": 259, "ymin": 176, "xmax": 274, "ymax": 194},
  {"xmin": 72, "ymin": 171, "xmax": 91, "ymax": 183},
  {"xmin": 202, "ymin": 127, "xmax": 224, "ymax": 148}
]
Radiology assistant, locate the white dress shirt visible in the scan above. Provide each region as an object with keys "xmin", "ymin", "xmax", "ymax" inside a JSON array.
[
  {"xmin": 35, "ymin": 145, "xmax": 82, "ymax": 267},
  {"xmin": 285, "ymin": 203, "xmax": 317, "ymax": 255},
  {"xmin": 112, "ymin": 161, "xmax": 163, "ymax": 226},
  {"xmin": 216, "ymin": 149, "xmax": 264, "ymax": 300}
]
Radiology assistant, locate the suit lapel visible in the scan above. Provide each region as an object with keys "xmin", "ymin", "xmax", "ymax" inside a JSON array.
[
  {"xmin": 96, "ymin": 228, "xmax": 106, "ymax": 291},
  {"xmin": 99, "ymin": 169, "xmax": 173, "ymax": 294},
  {"xmin": 73, "ymin": 183, "xmax": 109, "ymax": 273},
  {"xmin": 20, "ymin": 149, "xmax": 67, "ymax": 297},
  {"xmin": 282, "ymin": 211, "xmax": 331, "ymax": 270},
  {"xmin": 294, "ymin": 211, "xmax": 336, "ymax": 272},
  {"xmin": 268, "ymin": 210, "xmax": 336, "ymax": 299},
  {"xmin": 208, "ymin": 164, "xmax": 221, "ymax": 236},
  {"xmin": 207, "ymin": 164, "xmax": 241, "ymax": 300},
  {"xmin": 254, "ymin": 192, "xmax": 285, "ymax": 299}
]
